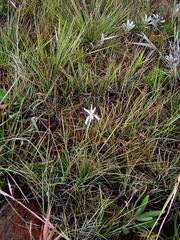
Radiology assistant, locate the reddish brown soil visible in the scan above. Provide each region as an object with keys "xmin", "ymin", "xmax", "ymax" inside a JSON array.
[{"xmin": 0, "ymin": 200, "xmax": 42, "ymax": 240}]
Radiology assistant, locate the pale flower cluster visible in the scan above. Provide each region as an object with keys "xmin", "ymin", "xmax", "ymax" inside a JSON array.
[
  {"xmin": 165, "ymin": 33, "xmax": 180, "ymax": 69},
  {"xmin": 122, "ymin": 12, "xmax": 165, "ymax": 34},
  {"xmin": 142, "ymin": 13, "xmax": 165, "ymax": 28}
]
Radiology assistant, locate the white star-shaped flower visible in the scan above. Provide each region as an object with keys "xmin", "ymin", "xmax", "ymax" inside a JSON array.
[
  {"xmin": 150, "ymin": 13, "xmax": 165, "ymax": 27},
  {"xmin": 142, "ymin": 14, "xmax": 152, "ymax": 26},
  {"xmin": 122, "ymin": 19, "xmax": 135, "ymax": 33},
  {"xmin": 165, "ymin": 53, "xmax": 179, "ymax": 69},
  {"xmin": 83, "ymin": 104, "xmax": 100, "ymax": 128}
]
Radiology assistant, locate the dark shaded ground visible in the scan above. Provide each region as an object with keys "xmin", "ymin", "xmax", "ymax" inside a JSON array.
[{"xmin": 0, "ymin": 200, "xmax": 42, "ymax": 240}]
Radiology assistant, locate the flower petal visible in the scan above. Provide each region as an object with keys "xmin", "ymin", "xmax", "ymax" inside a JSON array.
[
  {"xmin": 85, "ymin": 116, "xmax": 90, "ymax": 125},
  {"xmin": 84, "ymin": 108, "xmax": 91, "ymax": 115},
  {"xmin": 95, "ymin": 115, "xmax": 100, "ymax": 121}
]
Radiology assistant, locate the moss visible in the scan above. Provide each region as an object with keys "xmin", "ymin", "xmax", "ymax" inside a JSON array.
[
  {"xmin": 149, "ymin": 33, "xmax": 166, "ymax": 49},
  {"xmin": 164, "ymin": 21, "xmax": 174, "ymax": 36}
]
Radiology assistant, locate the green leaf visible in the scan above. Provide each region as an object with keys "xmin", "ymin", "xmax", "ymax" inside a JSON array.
[
  {"xmin": 135, "ymin": 220, "xmax": 156, "ymax": 231},
  {"xmin": 137, "ymin": 210, "xmax": 161, "ymax": 218},
  {"xmin": 60, "ymin": 176, "xmax": 65, "ymax": 183},
  {"xmin": 134, "ymin": 51, "xmax": 144, "ymax": 68},
  {"xmin": 143, "ymin": 68, "xmax": 165, "ymax": 90},
  {"xmin": 135, "ymin": 224, "xmax": 146, "ymax": 232},
  {"xmin": 136, "ymin": 216, "xmax": 153, "ymax": 222},
  {"xmin": 142, "ymin": 221, "xmax": 156, "ymax": 229},
  {"xmin": 148, "ymin": 235, "xmax": 156, "ymax": 240},
  {"xmin": 79, "ymin": 163, "xmax": 90, "ymax": 179},
  {"xmin": 164, "ymin": 21, "xmax": 174, "ymax": 36},
  {"xmin": 16, "ymin": 95, "xmax": 25, "ymax": 105},
  {"xmin": 136, "ymin": 222, "xmax": 156, "ymax": 232},
  {"xmin": 130, "ymin": 50, "xmax": 144, "ymax": 75},
  {"xmin": 0, "ymin": 88, "xmax": 7, "ymax": 101},
  {"xmin": 135, "ymin": 195, "xmax": 149, "ymax": 216}
]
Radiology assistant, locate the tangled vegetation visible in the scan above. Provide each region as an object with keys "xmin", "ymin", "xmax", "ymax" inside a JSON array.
[{"xmin": 0, "ymin": 0, "xmax": 179, "ymax": 239}]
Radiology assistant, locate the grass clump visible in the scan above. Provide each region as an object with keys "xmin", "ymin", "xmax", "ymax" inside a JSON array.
[{"xmin": 0, "ymin": 0, "xmax": 179, "ymax": 239}]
